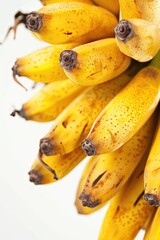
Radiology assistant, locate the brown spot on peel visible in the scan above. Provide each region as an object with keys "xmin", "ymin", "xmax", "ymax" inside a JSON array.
[{"xmin": 91, "ymin": 171, "xmax": 107, "ymax": 187}]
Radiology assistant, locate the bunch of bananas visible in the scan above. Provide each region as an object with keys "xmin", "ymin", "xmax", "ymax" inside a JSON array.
[{"xmin": 5, "ymin": 0, "xmax": 160, "ymax": 239}]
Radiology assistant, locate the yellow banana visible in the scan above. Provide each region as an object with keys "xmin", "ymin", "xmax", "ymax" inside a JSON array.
[
  {"xmin": 92, "ymin": 0, "xmax": 119, "ymax": 16},
  {"xmin": 114, "ymin": 19, "xmax": 160, "ymax": 62},
  {"xmin": 12, "ymin": 43, "xmax": 79, "ymax": 84},
  {"xmin": 29, "ymin": 146, "xmax": 86, "ymax": 184},
  {"xmin": 11, "ymin": 79, "xmax": 84, "ymax": 122},
  {"xmin": 98, "ymin": 153, "xmax": 156, "ymax": 240},
  {"xmin": 40, "ymin": 0, "xmax": 93, "ymax": 5},
  {"xmin": 39, "ymin": 66, "xmax": 135, "ymax": 156},
  {"xmin": 78, "ymin": 113, "xmax": 157, "ymax": 208},
  {"xmin": 60, "ymin": 38, "xmax": 131, "ymax": 86},
  {"xmin": 143, "ymin": 212, "xmax": 156, "ymax": 240},
  {"xmin": 145, "ymin": 207, "xmax": 160, "ymax": 240},
  {"xmin": 119, "ymin": 0, "xmax": 160, "ymax": 24},
  {"xmin": 75, "ymin": 156, "xmax": 107, "ymax": 214},
  {"xmin": 82, "ymin": 54, "xmax": 160, "ymax": 156},
  {"xmin": 144, "ymin": 110, "xmax": 160, "ymax": 206},
  {"xmin": 11, "ymin": 2, "xmax": 117, "ymax": 45}
]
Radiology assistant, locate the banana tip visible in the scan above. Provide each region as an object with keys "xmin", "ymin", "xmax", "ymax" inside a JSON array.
[
  {"xmin": 79, "ymin": 193, "xmax": 99, "ymax": 208},
  {"xmin": 28, "ymin": 169, "xmax": 43, "ymax": 185},
  {"xmin": 81, "ymin": 139, "xmax": 96, "ymax": 156},
  {"xmin": 144, "ymin": 193, "xmax": 160, "ymax": 206},
  {"xmin": 39, "ymin": 138, "xmax": 53, "ymax": 156}
]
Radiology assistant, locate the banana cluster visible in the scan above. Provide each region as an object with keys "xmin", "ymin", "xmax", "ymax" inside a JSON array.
[{"xmin": 5, "ymin": 0, "xmax": 160, "ymax": 239}]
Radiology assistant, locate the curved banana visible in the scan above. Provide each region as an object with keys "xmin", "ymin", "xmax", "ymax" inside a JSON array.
[
  {"xmin": 39, "ymin": 66, "xmax": 133, "ymax": 156},
  {"xmin": 75, "ymin": 156, "xmax": 107, "ymax": 214},
  {"xmin": 144, "ymin": 111, "xmax": 160, "ymax": 206},
  {"xmin": 114, "ymin": 19, "xmax": 160, "ymax": 62},
  {"xmin": 145, "ymin": 207, "xmax": 160, "ymax": 240},
  {"xmin": 29, "ymin": 146, "xmax": 86, "ymax": 184},
  {"xmin": 92, "ymin": 0, "xmax": 119, "ymax": 16},
  {"xmin": 12, "ymin": 43, "xmax": 79, "ymax": 84},
  {"xmin": 11, "ymin": 79, "xmax": 84, "ymax": 122},
  {"xmin": 98, "ymin": 153, "xmax": 156, "ymax": 240},
  {"xmin": 78, "ymin": 113, "xmax": 157, "ymax": 208},
  {"xmin": 119, "ymin": 0, "xmax": 160, "ymax": 24},
  {"xmin": 11, "ymin": 2, "xmax": 117, "ymax": 45},
  {"xmin": 40, "ymin": 0, "xmax": 93, "ymax": 6},
  {"xmin": 82, "ymin": 56, "xmax": 160, "ymax": 156},
  {"xmin": 60, "ymin": 38, "xmax": 131, "ymax": 86}
]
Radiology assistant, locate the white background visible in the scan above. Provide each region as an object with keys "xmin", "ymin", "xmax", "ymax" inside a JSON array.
[{"xmin": 0, "ymin": 1, "xmax": 144, "ymax": 239}]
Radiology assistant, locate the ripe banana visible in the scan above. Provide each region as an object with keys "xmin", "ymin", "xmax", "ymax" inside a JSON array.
[
  {"xmin": 11, "ymin": 79, "xmax": 84, "ymax": 122},
  {"xmin": 29, "ymin": 146, "xmax": 86, "ymax": 184},
  {"xmin": 78, "ymin": 113, "xmax": 157, "ymax": 208},
  {"xmin": 144, "ymin": 110, "xmax": 160, "ymax": 206},
  {"xmin": 143, "ymin": 212, "xmax": 155, "ymax": 240},
  {"xmin": 145, "ymin": 207, "xmax": 160, "ymax": 240},
  {"xmin": 40, "ymin": 0, "xmax": 93, "ymax": 5},
  {"xmin": 12, "ymin": 43, "xmax": 79, "ymax": 84},
  {"xmin": 75, "ymin": 156, "xmax": 107, "ymax": 214},
  {"xmin": 11, "ymin": 2, "xmax": 117, "ymax": 45},
  {"xmin": 82, "ymin": 58, "xmax": 160, "ymax": 156},
  {"xmin": 119, "ymin": 0, "xmax": 160, "ymax": 25},
  {"xmin": 60, "ymin": 38, "xmax": 131, "ymax": 86},
  {"xmin": 98, "ymin": 152, "xmax": 156, "ymax": 240},
  {"xmin": 92, "ymin": 0, "xmax": 119, "ymax": 16},
  {"xmin": 39, "ymin": 66, "xmax": 134, "ymax": 156},
  {"xmin": 114, "ymin": 19, "xmax": 160, "ymax": 62}
]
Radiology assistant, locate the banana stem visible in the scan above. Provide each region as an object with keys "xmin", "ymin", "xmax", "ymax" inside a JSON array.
[{"xmin": 150, "ymin": 50, "xmax": 160, "ymax": 69}]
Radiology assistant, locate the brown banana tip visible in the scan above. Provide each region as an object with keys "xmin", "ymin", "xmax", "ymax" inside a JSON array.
[
  {"xmin": 28, "ymin": 169, "xmax": 43, "ymax": 185},
  {"xmin": 12, "ymin": 62, "xmax": 28, "ymax": 91},
  {"xmin": 25, "ymin": 12, "xmax": 42, "ymax": 32},
  {"xmin": 144, "ymin": 193, "xmax": 160, "ymax": 206},
  {"xmin": 60, "ymin": 50, "xmax": 77, "ymax": 70},
  {"xmin": 0, "ymin": 11, "xmax": 27, "ymax": 44},
  {"xmin": 114, "ymin": 19, "xmax": 134, "ymax": 42},
  {"xmin": 10, "ymin": 108, "xmax": 26, "ymax": 119},
  {"xmin": 79, "ymin": 193, "xmax": 99, "ymax": 208},
  {"xmin": 81, "ymin": 139, "xmax": 96, "ymax": 156},
  {"xmin": 38, "ymin": 150, "xmax": 58, "ymax": 180},
  {"xmin": 39, "ymin": 138, "xmax": 53, "ymax": 156}
]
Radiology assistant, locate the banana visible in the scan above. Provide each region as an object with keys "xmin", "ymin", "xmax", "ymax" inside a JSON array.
[
  {"xmin": 119, "ymin": 0, "xmax": 160, "ymax": 24},
  {"xmin": 60, "ymin": 38, "xmax": 131, "ymax": 86},
  {"xmin": 145, "ymin": 207, "xmax": 160, "ymax": 240},
  {"xmin": 81, "ymin": 54, "xmax": 160, "ymax": 156},
  {"xmin": 75, "ymin": 156, "xmax": 107, "ymax": 214},
  {"xmin": 12, "ymin": 43, "xmax": 79, "ymax": 84},
  {"xmin": 40, "ymin": 0, "xmax": 93, "ymax": 5},
  {"xmin": 143, "ymin": 212, "xmax": 155, "ymax": 240},
  {"xmin": 10, "ymin": 2, "xmax": 117, "ymax": 45},
  {"xmin": 78, "ymin": 112, "xmax": 157, "ymax": 208},
  {"xmin": 29, "ymin": 146, "xmax": 86, "ymax": 184},
  {"xmin": 144, "ymin": 110, "xmax": 160, "ymax": 206},
  {"xmin": 98, "ymin": 152, "xmax": 156, "ymax": 240},
  {"xmin": 11, "ymin": 79, "xmax": 84, "ymax": 122},
  {"xmin": 92, "ymin": 0, "xmax": 119, "ymax": 16},
  {"xmin": 39, "ymin": 65, "xmax": 135, "ymax": 156},
  {"xmin": 114, "ymin": 19, "xmax": 160, "ymax": 62}
]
